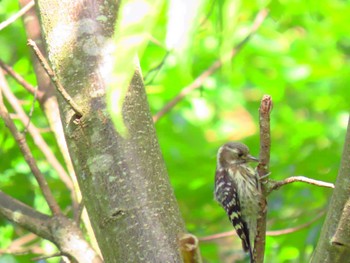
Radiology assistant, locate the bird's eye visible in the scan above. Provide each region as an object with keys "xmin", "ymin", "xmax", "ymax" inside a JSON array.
[{"xmin": 238, "ymin": 152, "xmax": 243, "ymax": 158}]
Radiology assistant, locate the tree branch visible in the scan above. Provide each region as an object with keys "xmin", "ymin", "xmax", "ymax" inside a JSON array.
[
  {"xmin": 35, "ymin": 0, "xmax": 186, "ymax": 261},
  {"xmin": 144, "ymin": 51, "xmax": 170, "ymax": 84},
  {"xmin": 0, "ymin": 72, "xmax": 75, "ymax": 196},
  {"xmin": 153, "ymin": 9, "xmax": 269, "ymax": 123},
  {"xmin": 0, "ymin": 191, "xmax": 53, "ymax": 241},
  {"xmin": 0, "ymin": 60, "xmax": 42, "ymax": 98},
  {"xmin": 268, "ymin": 176, "xmax": 334, "ymax": 193},
  {"xmin": 0, "ymin": 191, "xmax": 102, "ymax": 263},
  {"xmin": 0, "ymin": 0, "xmax": 34, "ymax": 31},
  {"xmin": 0, "ymin": 233, "xmax": 41, "ymax": 255},
  {"xmin": 18, "ymin": 0, "xmax": 83, "ymax": 220},
  {"xmin": 199, "ymin": 210, "xmax": 325, "ymax": 242},
  {"xmin": 311, "ymin": 114, "xmax": 350, "ymax": 262},
  {"xmin": 3, "ymin": 233, "xmax": 38, "ymax": 251},
  {"xmin": 255, "ymin": 94, "xmax": 273, "ymax": 263},
  {"xmin": 0, "ymin": 74, "xmax": 61, "ymax": 215},
  {"xmin": 257, "ymin": 95, "xmax": 273, "ymax": 177},
  {"xmin": 27, "ymin": 39, "xmax": 83, "ymax": 118},
  {"xmin": 267, "ymin": 211, "xmax": 325, "ymax": 236}
]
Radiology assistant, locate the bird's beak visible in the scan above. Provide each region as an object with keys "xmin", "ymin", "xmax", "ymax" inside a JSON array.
[{"xmin": 247, "ymin": 155, "xmax": 259, "ymax": 162}]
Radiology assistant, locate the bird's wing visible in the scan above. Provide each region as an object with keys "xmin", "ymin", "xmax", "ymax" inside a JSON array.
[{"xmin": 214, "ymin": 168, "xmax": 252, "ymax": 254}]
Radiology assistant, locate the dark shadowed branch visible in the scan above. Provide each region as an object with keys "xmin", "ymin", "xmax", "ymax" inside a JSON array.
[
  {"xmin": 144, "ymin": 51, "xmax": 170, "ymax": 84},
  {"xmin": 0, "ymin": 191, "xmax": 52, "ymax": 240},
  {"xmin": 0, "ymin": 191, "xmax": 102, "ymax": 263}
]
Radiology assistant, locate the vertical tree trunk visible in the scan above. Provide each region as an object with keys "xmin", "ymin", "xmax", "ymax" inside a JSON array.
[
  {"xmin": 36, "ymin": 0, "xmax": 186, "ymax": 262},
  {"xmin": 311, "ymin": 116, "xmax": 350, "ymax": 262}
]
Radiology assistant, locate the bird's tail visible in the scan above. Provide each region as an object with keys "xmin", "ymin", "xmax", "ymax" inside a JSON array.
[
  {"xmin": 241, "ymin": 239, "xmax": 255, "ymax": 263},
  {"xmin": 248, "ymin": 247, "xmax": 255, "ymax": 263}
]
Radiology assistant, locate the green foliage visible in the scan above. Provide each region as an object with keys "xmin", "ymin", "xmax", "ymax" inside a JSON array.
[
  {"xmin": 1, "ymin": 0, "xmax": 349, "ymax": 262},
  {"xmin": 107, "ymin": 0, "xmax": 165, "ymax": 138}
]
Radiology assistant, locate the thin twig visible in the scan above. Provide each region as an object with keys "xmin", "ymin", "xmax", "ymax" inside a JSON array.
[
  {"xmin": 23, "ymin": 87, "xmax": 38, "ymax": 134},
  {"xmin": 5, "ymin": 233, "xmax": 38, "ymax": 250},
  {"xmin": 199, "ymin": 211, "xmax": 325, "ymax": 242},
  {"xmin": 27, "ymin": 39, "xmax": 83, "ymax": 117},
  {"xmin": 255, "ymin": 95, "xmax": 273, "ymax": 263},
  {"xmin": 153, "ymin": 9, "xmax": 269, "ymax": 123},
  {"xmin": 0, "ymin": 0, "xmax": 34, "ymax": 31},
  {"xmin": 0, "ymin": 74, "xmax": 61, "ymax": 216},
  {"xmin": 144, "ymin": 51, "xmax": 170, "ymax": 84},
  {"xmin": 0, "ymin": 76, "xmax": 74, "ymax": 194},
  {"xmin": 148, "ymin": 34, "xmax": 167, "ymax": 49},
  {"xmin": 267, "ymin": 211, "xmax": 325, "ymax": 236},
  {"xmin": 269, "ymin": 176, "xmax": 335, "ymax": 192},
  {"xmin": 0, "ymin": 59, "xmax": 41, "ymax": 97},
  {"xmin": 198, "ymin": 0, "xmax": 217, "ymax": 27}
]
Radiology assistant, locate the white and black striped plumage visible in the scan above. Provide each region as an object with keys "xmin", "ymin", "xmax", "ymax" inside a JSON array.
[{"xmin": 214, "ymin": 142, "xmax": 261, "ymax": 263}]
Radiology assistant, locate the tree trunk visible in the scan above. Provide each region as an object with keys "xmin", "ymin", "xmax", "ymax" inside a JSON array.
[
  {"xmin": 311, "ymin": 116, "xmax": 350, "ymax": 262},
  {"xmin": 36, "ymin": 0, "xmax": 186, "ymax": 262}
]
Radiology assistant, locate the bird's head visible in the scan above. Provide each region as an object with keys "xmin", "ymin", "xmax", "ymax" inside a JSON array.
[{"xmin": 217, "ymin": 142, "xmax": 259, "ymax": 168}]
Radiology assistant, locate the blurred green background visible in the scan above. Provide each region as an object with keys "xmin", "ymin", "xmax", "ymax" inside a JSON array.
[{"xmin": 1, "ymin": 0, "xmax": 349, "ymax": 262}]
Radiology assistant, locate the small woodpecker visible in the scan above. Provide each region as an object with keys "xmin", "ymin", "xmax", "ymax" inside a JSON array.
[{"xmin": 214, "ymin": 142, "xmax": 261, "ymax": 263}]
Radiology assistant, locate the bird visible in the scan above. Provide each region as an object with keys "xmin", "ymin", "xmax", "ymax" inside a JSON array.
[{"xmin": 214, "ymin": 142, "xmax": 261, "ymax": 263}]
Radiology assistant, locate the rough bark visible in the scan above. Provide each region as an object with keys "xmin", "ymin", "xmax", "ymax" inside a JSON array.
[
  {"xmin": 19, "ymin": 0, "xmax": 77, "ymax": 204},
  {"xmin": 311, "ymin": 116, "xmax": 350, "ymax": 262},
  {"xmin": 35, "ymin": 1, "xmax": 186, "ymax": 262},
  {"xmin": 19, "ymin": 0, "xmax": 99, "ymax": 253}
]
